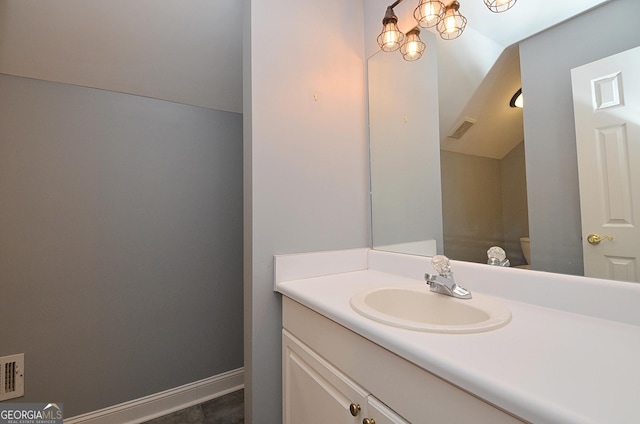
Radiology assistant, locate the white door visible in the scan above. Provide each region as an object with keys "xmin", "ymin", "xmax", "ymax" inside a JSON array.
[{"xmin": 571, "ymin": 46, "xmax": 640, "ymax": 282}]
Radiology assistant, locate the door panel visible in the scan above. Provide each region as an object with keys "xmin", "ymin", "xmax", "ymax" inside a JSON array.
[
  {"xmin": 571, "ymin": 46, "xmax": 640, "ymax": 282},
  {"xmin": 283, "ymin": 330, "xmax": 367, "ymax": 424}
]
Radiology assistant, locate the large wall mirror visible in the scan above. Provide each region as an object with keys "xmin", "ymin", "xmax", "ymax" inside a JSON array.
[{"xmin": 368, "ymin": 0, "xmax": 640, "ymax": 281}]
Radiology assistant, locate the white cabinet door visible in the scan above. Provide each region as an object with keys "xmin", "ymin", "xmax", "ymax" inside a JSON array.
[
  {"xmin": 366, "ymin": 396, "xmax": 411, "ymax": 424},
  {"xmin": 283, "ymin": 330, "xmax": 368, "ymax": 424}
]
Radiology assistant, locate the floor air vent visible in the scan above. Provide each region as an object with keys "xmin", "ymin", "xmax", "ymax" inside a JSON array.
[
  {"xmin": 449, "ymin": 117, "xmax": 477, "ymax": 139},
  {"xmin": 0, "ymin": 353, "xmax": 24, "ymax": 401}
]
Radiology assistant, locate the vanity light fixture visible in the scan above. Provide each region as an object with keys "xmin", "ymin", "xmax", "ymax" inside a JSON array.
[
  {"xmin": 379, "ymin": 0, "xmax": 515, "ymax": 58},
  {"xmin": 377, "ymin": 5, "xmax": 406, "ymax": 52},
  {"xmin": 436, "ymin": 1, "xmax": 467, "ymax": 40},
  {"xmin": 414, "ymin": 0, "xmax": 446, "ymax": 29},
  {"xmin": 400, "ymin": 27, "xmax": 427, "ymax": 61},
  {"xmin": 484, "ymin": 0, "xmax": 517, "ymax": 13},
  {"xmin": 510, "ymin": 88, "xmax": 523, "ymax": 108}
]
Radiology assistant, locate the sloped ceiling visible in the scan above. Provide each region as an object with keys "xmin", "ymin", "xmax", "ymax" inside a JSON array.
[
  {"xmin": 366, "ymin": 0, "xmax": 613, "ymax": 159},
  {"xmin": 441, "ymin": 44, "xmax": 522, "ymax": 159},
  {"xmin": 0, "ymin": 0, "xmax": 613, "ymax": 124},
  {"xmin": 0, "ymin": 0, "xmax": 243, "ymax": 113},
  {"xmin": 437, "ymin": 0, "xmax": 612, "ymax": 159}
]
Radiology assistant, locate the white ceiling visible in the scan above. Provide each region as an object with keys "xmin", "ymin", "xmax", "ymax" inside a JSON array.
[
  {"xmin": 440, "ymin": 44, "xmax": 522, "ymax": 159},
  {"xmin": 446, "ymin": 0, "xmax": 612, "ymax": 48}
]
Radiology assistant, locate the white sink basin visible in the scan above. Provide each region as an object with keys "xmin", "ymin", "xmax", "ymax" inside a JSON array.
[{"xmin": 350, "ymin": 285, "xmax": 511, "ymax": 334}]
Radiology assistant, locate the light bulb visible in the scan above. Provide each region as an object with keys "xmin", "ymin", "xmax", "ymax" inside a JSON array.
[
  {"xmin": 436, "ymin": 1, "xmax": 466, "ymax": 40},
  {"xmin": 384, "ymin": 24, "xmax": 399, "ymax": 48},
  {"xmin": 415, "ymin": 1, "xmax": 444, "ymax": 29},
  {"xmin": 424, "ymin": 3, "xmax": 437, "ymax": 22},
  {"xmin": 408, "ymin": 41, "xmax": 419, "ymax": 56},
  {"xmin": 445, "ymin": 13, "xmax": 456, "ymax": 33},
  {"xmin": 377, "ymin": 7, "xmax": 405, "ymax": 52},
  {"xmin": 401, "ymin": 28, "xmax": 426, "ymax": 61}
]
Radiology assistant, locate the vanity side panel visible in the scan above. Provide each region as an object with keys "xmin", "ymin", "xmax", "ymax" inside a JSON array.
[{"xmin": 282, "ymin": 297, "xmax": 526, "ymax": 424}]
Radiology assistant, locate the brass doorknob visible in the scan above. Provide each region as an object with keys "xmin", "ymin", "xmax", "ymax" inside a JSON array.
[
  {"xmin": 587, "ymin": 233, "xmax": 613, "ymax": 245},
  {"xmin": 349, "ymin": 403, "xmax": 361, "ymax": 417},
  {"xmin": 363, "ymin": 419, "xmax": 376, "ymax": 424}
]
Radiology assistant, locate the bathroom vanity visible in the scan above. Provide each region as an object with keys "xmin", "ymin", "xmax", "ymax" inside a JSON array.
[
  {"xmin": 283, "ymin": 298, "xmax": 522, "ymax": 423},
  {"xmin": 275, "ymin": 248, "xmax": 640, "ymax": 424}
]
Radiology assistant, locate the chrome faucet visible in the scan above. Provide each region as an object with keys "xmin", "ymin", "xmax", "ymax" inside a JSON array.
[{"xmin": 424, "ymin": 255, "xmax": 472, "ymax": 299}]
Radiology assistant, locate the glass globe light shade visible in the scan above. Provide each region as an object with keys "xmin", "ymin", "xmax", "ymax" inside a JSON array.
[
  {"xmin": 400, "ymin": 28, "xmax": 426, "ymax": 61},
  {"xmin": 377, "ymin": 7, "xmax": 405, "ymax": 52},
  {"xmin": 485, "ymin": 0, "xmax": 517, "ymax": 13},
  {"xmin": 436, "ymin": 1, "xmax": 467, "ymax": 40},
  {"xmin": 414, "ymin": 0, "xmax": 445, "ymax": 29}
]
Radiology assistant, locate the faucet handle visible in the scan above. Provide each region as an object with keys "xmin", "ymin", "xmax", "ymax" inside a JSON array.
[
  {"xmin": 487, "ymin": 246, "xmax": 510, "ymax": 267},
  {"xmin": 431, "ymin": 255, "xmax": 451, "ymax": 276}
]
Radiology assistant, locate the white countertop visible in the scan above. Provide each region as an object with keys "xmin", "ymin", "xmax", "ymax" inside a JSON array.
[{"xmin": 275, "ymin": 249, "xmax": 640, "ymax": 424}]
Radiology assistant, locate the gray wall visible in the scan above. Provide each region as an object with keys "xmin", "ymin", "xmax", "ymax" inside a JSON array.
[
  {"xmin": 441, "ymin": 151, "xmax": 504, "ymax": 263},
  {"xmin": 244, "ymin": 0, "xmax": 369, "ymax": 422},
  {"xmin": 520, "ymin": 0, "xmax": 640, "ymax": 274},
  {"xmin": 442, "ymin": 142, "xmax": 528, "ymax": 265},
  {"xmin": 368, "ymin": 31, "xmax": 443, "ymax": 251},
  {"xmin": 501, "ymin": 142, "xmax": 529, "ymax": 266},
  {"xmin": 0, "ymin": 74, "xmax": 243, "ymax": 417}
]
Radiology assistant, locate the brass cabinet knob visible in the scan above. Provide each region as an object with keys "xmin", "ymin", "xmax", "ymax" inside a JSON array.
[
  {"xmin": 587, "ymin": 233, "xmax": 613, "ymax": 245},
  {"xmin": 349, "ymin": 403, "xmax": 361, "ymax": 417},
  {"xmin": 363, "ymin": 419, "xmax": 376, "ymax": 424}
]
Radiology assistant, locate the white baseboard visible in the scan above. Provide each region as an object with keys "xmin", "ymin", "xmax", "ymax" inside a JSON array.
[{"xmin": 64, "ymin": 368, "xmax": 244, "ymax": 424}]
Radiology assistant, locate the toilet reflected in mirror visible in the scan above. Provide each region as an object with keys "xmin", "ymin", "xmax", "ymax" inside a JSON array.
[{"xmin": 517, "ymin": 236, "xmax": 531, "ymax": 269}]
